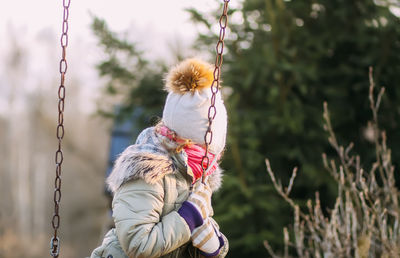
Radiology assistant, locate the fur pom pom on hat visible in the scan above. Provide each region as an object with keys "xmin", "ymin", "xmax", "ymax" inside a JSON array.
[
  {"xmin": 162, "ymin": 58, "xmax": 227, "ymax": 154},
  {"xmin": 165, "ymin": 59, "xmax": 215, "ymax": 94}
]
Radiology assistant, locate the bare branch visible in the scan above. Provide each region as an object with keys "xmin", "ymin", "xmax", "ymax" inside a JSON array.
[
  {"xmin": 264, "ymin": 68, "xmax": 398, "ymax": 257},
  {"xmin": 286, "ymin": 167, "xmax": 298, "ymax": 196},
  {"xmin": 264, "ymin": 240, "xmax": 279, "ymax": 258}
]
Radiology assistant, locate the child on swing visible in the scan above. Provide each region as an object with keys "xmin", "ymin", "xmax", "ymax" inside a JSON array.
[{"xmin": 91, "ymin": 58, "xmax": 229, "ymax": 258}]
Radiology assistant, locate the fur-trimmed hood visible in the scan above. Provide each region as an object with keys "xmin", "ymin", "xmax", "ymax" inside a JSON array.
[{"xmin": 107, "ymin": 127, "xmax": 223, "ymax": 194}]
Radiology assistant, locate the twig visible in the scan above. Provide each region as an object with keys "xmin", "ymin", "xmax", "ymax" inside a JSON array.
[
  {"xmin": 266, "ymin": 159, "xmax": 298, "ymax": 211},
  {"xmin": 264, "ymin": 240, "xmax": 279, "ymax": 258}
]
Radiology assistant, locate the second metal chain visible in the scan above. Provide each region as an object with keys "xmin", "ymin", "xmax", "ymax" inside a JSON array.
[
  {"xmin": 50, "ymin": 0, "xmax": 71, "ymax": 256},
  {"xmin": 202, "ymin": 0, "xmax": 230, "ymax": 183}
]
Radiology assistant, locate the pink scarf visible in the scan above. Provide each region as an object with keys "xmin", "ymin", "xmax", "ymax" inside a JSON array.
[{"xmin": 157, "ymin": 126, "xmax": 219, "ymax": 183}]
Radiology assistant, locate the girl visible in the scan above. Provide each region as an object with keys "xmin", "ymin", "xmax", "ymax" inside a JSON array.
[{"xmin": 90, "ymin": 58, "xmax": 228, "ymax": 258}]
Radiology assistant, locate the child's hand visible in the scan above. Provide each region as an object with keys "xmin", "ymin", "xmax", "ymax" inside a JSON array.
[
  {"xmin": 187, "ymin": 181, "xmax": 213, "ymax": 219},
  {"xmin": 178, "ymin": 181, "xmax": 214, "ymax": 232},
  {"xmin": 191, "ymin": 217, "xmax": 224, "ymax": 256}
]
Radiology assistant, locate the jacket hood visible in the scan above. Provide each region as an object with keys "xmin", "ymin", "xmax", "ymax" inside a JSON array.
[{"xmin": 106, "ymin": 127, "xmax": 223, "ymax": 194}]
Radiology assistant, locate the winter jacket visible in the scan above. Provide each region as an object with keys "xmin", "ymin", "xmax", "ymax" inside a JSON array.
[{"xmin": 90, "ymin": 127, "xmax": 228, "ymax": 258}]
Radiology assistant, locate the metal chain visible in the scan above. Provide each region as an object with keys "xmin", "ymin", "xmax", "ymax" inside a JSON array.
[
  {"xmin": 50, "ymin": 0, "xmax": 70, "ymax": 256},
  {"xmin": 202, "ymin": 0, "xmax": 230, "ymax": 183}
]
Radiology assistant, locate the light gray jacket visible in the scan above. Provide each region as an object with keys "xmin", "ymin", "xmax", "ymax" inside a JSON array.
[{"xmin": 90, "ymin": 127, "xmax": 228, "ymax": 258}]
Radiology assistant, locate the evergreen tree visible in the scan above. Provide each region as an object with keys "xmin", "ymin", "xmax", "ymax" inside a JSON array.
[
  {"xmin": 188, "ymin": 0, "xmax": 400, "ymax": 256},
  {"xmin": 91, "ymin": 16, "xmax": 167, "ymax": 126}
]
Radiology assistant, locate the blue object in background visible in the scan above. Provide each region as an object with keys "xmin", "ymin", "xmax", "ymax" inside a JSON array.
[{"xmin": 105, "ymin": 107, "xmax": 144, "ymax": 196}]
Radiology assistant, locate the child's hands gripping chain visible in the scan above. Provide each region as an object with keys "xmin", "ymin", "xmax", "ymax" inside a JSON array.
[
  {"xmin": 187, "ymin": 181, "xmax": 213, "ymax": 219},
  {"xmin": 191, "ymin": 217, "xmax": 224, "ymax": 256},
  {"xmin": 178, "ymin": 181, "xmax": 213, "ymax": 231}
]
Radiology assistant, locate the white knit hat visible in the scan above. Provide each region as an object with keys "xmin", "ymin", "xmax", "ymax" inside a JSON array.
[{"xmin": 162, "ymin": 59, "xmax": 227, "ymax": 154}]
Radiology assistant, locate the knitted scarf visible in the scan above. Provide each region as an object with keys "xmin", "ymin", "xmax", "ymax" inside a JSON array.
[{"xmin": 156, "ymin": 125, "xmax": 219, "ymax": 183}]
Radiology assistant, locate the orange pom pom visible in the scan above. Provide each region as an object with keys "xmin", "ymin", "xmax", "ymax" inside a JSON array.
[{"xmin": 165, "ymin": 59, "xmax": 214, "ymax": 94}]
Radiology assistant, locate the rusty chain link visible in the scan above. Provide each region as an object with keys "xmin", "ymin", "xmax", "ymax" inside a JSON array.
[
  {"xmin": 50, "ymin": 0, "xmax": 70, "ymax": 256},
  {"xmin": 202, "ymin": 0, "xmax": 230, "ymax": 183}
]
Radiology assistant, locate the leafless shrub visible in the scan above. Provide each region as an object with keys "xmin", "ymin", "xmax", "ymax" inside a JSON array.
[{"xmin": 265, "ymin": 67, "xmax": 399, "ymax": 258}]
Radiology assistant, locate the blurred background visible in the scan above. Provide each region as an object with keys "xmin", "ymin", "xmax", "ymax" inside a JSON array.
[{"xmin": 1, "ymin": 0, "xmax": 400, "ymax": 257}]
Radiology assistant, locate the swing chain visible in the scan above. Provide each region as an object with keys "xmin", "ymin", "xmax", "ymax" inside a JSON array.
[
  {"xmin": 202, "ymin": 0, "xmax": 230, "ymax": 183},
  {"xmin": 51, "ymin": 0, "xmax": 71, "ymax": 256}
]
